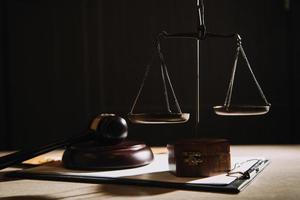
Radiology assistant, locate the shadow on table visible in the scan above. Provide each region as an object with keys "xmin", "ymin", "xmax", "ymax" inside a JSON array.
[
  {"xmin": 0, "ymin": 171, "xmax": 19, "ymax": 183},
  {"xmin": 98, "ymin": 171, "xmax": 189, "ymax": 196},
  {"xmin": 99, "ymin": 184, "xmax": 175, "ymax": 196},
  {"xmin": 0, "ymin": 196, "xmax": 53, "ymax": 200}
]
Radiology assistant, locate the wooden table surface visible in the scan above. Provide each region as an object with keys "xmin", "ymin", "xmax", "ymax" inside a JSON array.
[{"xmin": 1, "ymin": 145, "xmax": 300, "ymax": 200}]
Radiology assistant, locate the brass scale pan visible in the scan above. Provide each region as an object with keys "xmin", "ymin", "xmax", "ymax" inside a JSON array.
[
  {"xmin": 128, "ymin": 104, "xmax": 269, "ymax": 124},
  {"xmin": 213, "ymin": 105, "xmax": 270, "ymax": 116},
  {"xmin": 128, "ymin": 113, "xmax": 190, "ymax": 124},
  {"xmin": 211, "ymin": 35, "xmax": 271, "ymax": 118}
]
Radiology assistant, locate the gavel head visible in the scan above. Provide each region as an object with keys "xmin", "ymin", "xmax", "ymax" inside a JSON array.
[{"xmin": 89, "ymin": 114, "xmax": 128, "ymax": 143}]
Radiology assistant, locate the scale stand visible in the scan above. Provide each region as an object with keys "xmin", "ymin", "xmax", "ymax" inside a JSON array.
[{"xmin": 128, "ymin": 0, "xmax": 271, "ymax": 135}]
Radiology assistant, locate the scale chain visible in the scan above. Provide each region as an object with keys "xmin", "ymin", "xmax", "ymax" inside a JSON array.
[
  {"xmin": 160, "ymin": 63, "xmax": 172, "ymax": 113},
  {"xmin": 129, "ymin": 61, "xmax": 152, "ymax": 114},
  {"xmin": 239, "ymin": 45, "xmax": 270, "ymax": 106},
  {"xmin": 130, "ymin": 38, "xmax": 184, "ymax": 114},
  {"xmin": 158, "ymin": 38, "xmax": 183, "ymax": 114},
  {"xmin": 162, "ymin": 63, "xmax": 183, "ymax": 113},
  {"xmin": 224, "ymin": 46, "xmax": 240, "ymax": 107}
]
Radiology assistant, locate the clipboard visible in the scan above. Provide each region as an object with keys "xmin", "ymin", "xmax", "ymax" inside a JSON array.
[{"xmin": 4, "ymin": 154, "xmax": 270, "ymax": 194}]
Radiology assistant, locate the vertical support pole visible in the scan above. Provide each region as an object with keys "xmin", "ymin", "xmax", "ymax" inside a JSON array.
[
  {"xmin": 195, "ymin": 0, "xmax": 206, "ymax": 136},
  {"xmin": 195, "ymin": 0, "xmax": 200, "ymax": 136},
  {"xmin": 196, "ymin": 37, "xmax": 200, "ymax": 136},
  {"xmin": 195, "ymin": 0, "xmax": 202, "ymax": 136}
]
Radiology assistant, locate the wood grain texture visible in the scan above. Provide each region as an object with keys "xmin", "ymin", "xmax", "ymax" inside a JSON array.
[
  {"xmin": 167, "ymin": 139, "xmax": 230, "ymax": 177},
  {"xmin": 62, "ymin": 140, "xmax": 154, "ymax": 170}
]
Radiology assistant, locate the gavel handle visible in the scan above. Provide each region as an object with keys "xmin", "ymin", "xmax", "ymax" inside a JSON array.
[{"xmin": 0, "ymin": 131, "xmax": 91, "ymax": 170}]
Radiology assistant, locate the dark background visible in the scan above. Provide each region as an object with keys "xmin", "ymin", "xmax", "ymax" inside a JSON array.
[{"xmin": 0, "ymin": 0, "xmax": 299, "ymax": 149}]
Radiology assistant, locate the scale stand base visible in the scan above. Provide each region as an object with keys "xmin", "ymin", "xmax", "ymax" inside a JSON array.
[{"xmin": 62, "ymin": 140, "xmax": 154, "ymax": 170}]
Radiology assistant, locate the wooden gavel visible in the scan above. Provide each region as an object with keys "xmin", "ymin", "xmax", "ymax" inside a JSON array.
[{"xmin": 0, "ymin": 114, "xmax": 128, "ymax": 170}]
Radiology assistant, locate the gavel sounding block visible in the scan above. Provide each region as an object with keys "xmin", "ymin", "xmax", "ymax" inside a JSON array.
[
  {"xmin": 62, "ymin": 140, "xmax": 154, "ymax": 170},
  {"xmin": 167, "ymin": 139, "xmax": 231, "ymax": 177}
]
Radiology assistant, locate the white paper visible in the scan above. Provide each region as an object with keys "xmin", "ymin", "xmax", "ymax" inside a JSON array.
[{"xmin": 23, "ymin": 154, "xmax": 266, "ymax": 186}]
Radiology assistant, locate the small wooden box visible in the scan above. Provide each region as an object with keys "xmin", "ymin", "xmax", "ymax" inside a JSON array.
[{"xmin": 167, "ymin": 139, "xmax": 231, "ymax": 177}]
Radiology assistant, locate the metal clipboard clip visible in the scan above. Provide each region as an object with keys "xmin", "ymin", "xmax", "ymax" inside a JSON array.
[{"xmin": 227, "ymin": 159, "xmax": 266, "ymax": 180}]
